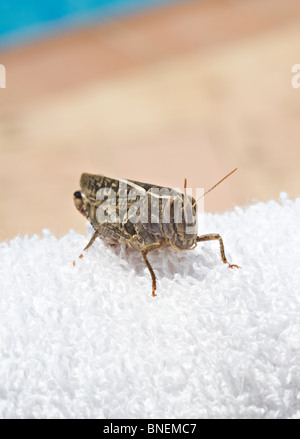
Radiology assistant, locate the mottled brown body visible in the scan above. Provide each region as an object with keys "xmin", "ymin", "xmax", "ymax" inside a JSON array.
[{"xmin": 74, "ymin": 173, "xmax": 239, "ymax": 296}]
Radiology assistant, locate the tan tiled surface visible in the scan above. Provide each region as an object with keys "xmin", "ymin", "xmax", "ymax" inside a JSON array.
[{"xmin": 1, "ymin": 0, "xmax": 300, "ymax": 240}]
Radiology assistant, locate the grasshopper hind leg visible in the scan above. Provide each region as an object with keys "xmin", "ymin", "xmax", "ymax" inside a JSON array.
[
  {"xmin": 141, "ymin": 242, "xmax": 164, "ymax": 297},
  {"xmin": 196, "ymin": 234, "xmax": 240, "ymax": 269}
]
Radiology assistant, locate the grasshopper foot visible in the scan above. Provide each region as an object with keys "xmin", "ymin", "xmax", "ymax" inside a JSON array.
[
  {"xmin": 228, "ymin": 263, "xmax": 240, "ymax": 269},
  {"xmin": 73, "ymin": 253, "xmax": 84, "ymax": 267}
]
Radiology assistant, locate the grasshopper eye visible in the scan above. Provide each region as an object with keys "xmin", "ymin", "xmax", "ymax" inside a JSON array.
[{"xmin": 74, "ymin": 191, "xmax": 82, "ymax": 199}]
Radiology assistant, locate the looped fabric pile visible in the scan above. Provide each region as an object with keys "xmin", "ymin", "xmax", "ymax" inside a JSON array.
[{"xmin": 0, "ymin": 193, "xmax": 299, "ymax": 418}]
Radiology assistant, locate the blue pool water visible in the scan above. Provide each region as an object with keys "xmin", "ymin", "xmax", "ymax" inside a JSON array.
[{"xmin": 0, "ymin": 0, "xmax": 180, "ymax": 49}]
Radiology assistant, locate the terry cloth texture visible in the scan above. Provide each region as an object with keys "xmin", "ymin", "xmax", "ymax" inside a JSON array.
[{"xmin": 0, "ymin": 193, "xmax": 300, "ymax": 419}]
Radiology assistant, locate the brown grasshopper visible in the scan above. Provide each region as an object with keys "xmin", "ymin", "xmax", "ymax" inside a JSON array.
[{"xmin": 73, "ymin": 169, "xmax": 239, "ymax": 296}]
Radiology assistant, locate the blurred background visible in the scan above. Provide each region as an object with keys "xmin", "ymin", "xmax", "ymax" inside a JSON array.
[{"xmin": 0, "ymin": 0, "xmax": 300, "ymax": 240}]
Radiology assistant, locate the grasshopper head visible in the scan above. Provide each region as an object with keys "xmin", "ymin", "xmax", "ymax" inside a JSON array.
[{"xmin": 73, "ymin": 190, "xmax": 88, "ymax": 218}]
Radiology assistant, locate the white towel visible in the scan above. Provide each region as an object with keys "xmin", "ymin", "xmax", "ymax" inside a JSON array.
[{"xmin": 0, "ymin": 193, "xmax": 299, "ymax": 418}]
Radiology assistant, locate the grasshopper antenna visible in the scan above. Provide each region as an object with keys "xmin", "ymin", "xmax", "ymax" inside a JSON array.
[
  {"xmin": 184, "ymin": 178, "xmax": 187, "ymax": 198},
  {"xmin": 182, "ymin": 177, "xmax": 191, "ymax": 210},
  {"xmin": 192, "ymin": 168, "xmax": 238, "ymax": 208}
]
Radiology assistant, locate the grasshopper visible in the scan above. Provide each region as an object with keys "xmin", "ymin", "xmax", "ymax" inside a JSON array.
[{"xmin": 73, "ymin": 169, "xmax": 239, "ymax": 296}]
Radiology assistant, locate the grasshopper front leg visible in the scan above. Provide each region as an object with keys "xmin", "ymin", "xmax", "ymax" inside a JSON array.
[
  {"xmin": 196, "ymin": 234, "xmax": 240, "ymax": 269},
  {"xmin": 73, "ymin": 223, "xmax": 131, "ymax": 263}
]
